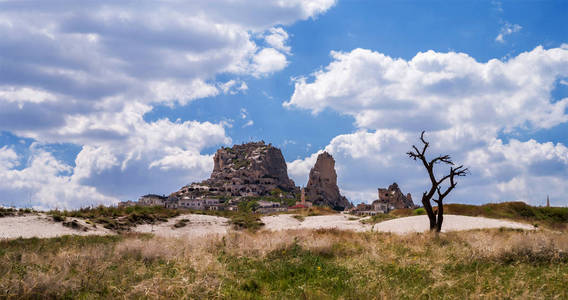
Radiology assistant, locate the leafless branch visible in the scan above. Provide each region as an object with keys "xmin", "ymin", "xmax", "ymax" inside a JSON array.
[{"xmin": 408, "ymin": 131, "xmax": 468, "ymax": 232}]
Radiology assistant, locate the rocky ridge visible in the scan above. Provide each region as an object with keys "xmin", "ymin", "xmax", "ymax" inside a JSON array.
[{"xmin": 374, "ymin": 182, "xmax": 415, "ymax": 210}]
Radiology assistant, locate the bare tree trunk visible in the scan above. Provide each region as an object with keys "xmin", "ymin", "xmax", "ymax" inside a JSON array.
[
  {"xmin": 422, "ymin": 196, "xmax": 436, "ymax": 230},
  {"xmin": 436, "ymin": 203, "xmax": 444, "ymax": 232},
  {"xmin": 407, "ymin": 131, "xmax": 468, "ymax": 233}
]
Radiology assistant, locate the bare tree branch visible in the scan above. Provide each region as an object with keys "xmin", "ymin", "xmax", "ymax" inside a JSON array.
[{"xmin": 408, "ymin": 131, "xmax": 468, "ymax": 232}]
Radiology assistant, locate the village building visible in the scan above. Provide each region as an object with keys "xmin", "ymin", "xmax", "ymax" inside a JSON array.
[
  {"xmin": 178, "ymin": 197, "xmax": 220, "ymax": 210},
  {"xmin": 138, "ymin": 194, "xmax": 167, "ymax": 206},
  {"xmin": 226, "ymin": 205, "xmax": 239, "ymax": 211},
  {"xmin": 350, "ymin": 182, "xmax": 415, "ymax": 215},
  {"xmin": 117, "ymin": 200, "xmax": 137, "ymax": 208},
  {"xmin": 371, "ymin": 183, "xmax": 414, "ymax": 213},
  {"xmin": 164, "ymin": 196, "xmax": 179, "ymax": 209},
  {"xmin": 257, "ymin": 200, "xmax": 286, "ymax": 213},
  {"xmin": 351, "ymin": 203, "xmax": 379, "ymax": 216}
]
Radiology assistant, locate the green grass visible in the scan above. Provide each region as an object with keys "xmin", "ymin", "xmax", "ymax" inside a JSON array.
[
  {"xmin": 359, "ymin": 213, "xmax": 396, "ymax": 224},
  {"xmin": 220, "ymin": 242, "xmax": 354, "ymax": 298},
  {"xmin": 290, "ymin": 206, "xmax": 338, "ymax": 217},
  {"xmin": 444, "ymin": 202, "xmax": 568, "ymax": 229},
  {"xmin": 0, "ymin": 207, "xmax": 35, "ymax": 217},
  {"xmin": 444, "ymin": 202, "xmax": 568, "ymax": 223}
]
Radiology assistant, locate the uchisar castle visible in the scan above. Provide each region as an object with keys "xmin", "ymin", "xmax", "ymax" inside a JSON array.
[{"xmin": 130, "ymin": 141, "xmax": 414, "ymax": 212}]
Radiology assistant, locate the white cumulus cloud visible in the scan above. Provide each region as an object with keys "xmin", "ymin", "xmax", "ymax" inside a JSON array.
[
  {"xmin": 0, "ymin": 0, "xmax": 335, "ymax": 208},
  {"xmin": 286, "ymin": 46, "xmax": 568, "ymax": 206}
]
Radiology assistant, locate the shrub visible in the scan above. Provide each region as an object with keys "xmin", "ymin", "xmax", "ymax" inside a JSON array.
[
  {"xmin": 52, "ymin": 214, "xmax": 65, "ymax": 222},
  {"xmin": 413, "ymin": 208, "xmax": 426, "ymax": 215},
  {"xmin": 360, "ymin": 213, "xmax": 395, "ymax": 224},
  {"xmin": 229, "ymin": 214, "xmax": 264, "ymax": 231},
  {"xmin": 173, "ymin": 219, "xmax": 190, "ymax": 228},
  {"xmin": 292, "ymin": 215, "xmax": 305, "ymax": 222}
]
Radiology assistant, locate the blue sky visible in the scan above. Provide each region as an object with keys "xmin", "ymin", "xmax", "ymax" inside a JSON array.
[{"xmin": 0, "ymin": 0, "xmax": 567, "ymax": 209}]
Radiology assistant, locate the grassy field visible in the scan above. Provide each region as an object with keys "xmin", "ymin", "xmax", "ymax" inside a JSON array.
[{"xmin": 1, "ymin": 228, "xmax": 567, "ymax": 299}]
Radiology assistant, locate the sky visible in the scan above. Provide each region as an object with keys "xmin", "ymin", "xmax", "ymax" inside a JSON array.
[{"xmin": 1, "ymin": 0, "xmax": 567, "ymax": 209}]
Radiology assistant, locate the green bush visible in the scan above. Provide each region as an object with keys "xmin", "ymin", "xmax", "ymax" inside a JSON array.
[
  {"xmin": 52, "ymin": 214, "xmax": 65, "ymax": 222},
  {"xmin": 229, "ymin": 213, "xmax": 264, "ymax": 231},
  {"xmin": 413, "ymin": 208, "xmax": 426, "ymax": 215},
  {"xmin": 360, "ymin": 213, "xmax": 395, "ymax": 224}
]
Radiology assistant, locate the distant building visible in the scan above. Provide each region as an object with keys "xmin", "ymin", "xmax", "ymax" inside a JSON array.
[
  {"xmin": 372, "ymin": 183, "xmax": 414, "ymax": 213},
  {"xmin": 352, "ymin": 203, "xmax": 379, "ymax": 216},
  {"xmin": 350, "ymin": 183, "xmax": 414, "ymax": 215},
  {"xmin": 547, "ymin": 195, "xmax": 550, "ymax": 208},
  {"xmin": 257, "ymin": 200, "xmax": 286, "ymax": 213},
  {"xmin": 178, "ymin": 197, "xmax": 220, "ymax": 210},
  {"xmin": 118, "ymin": 200, "xmax": 136, "ymax": 208},
  {"xmin": 164, "ymin": 196, "xmax": 179, "ymax": 209},
  {"xmin": 293, "ymin": 187, "xmax": 313, "ymax": 208},
  {"xmin": 138, "ymin": 194, "xmax": 167, "ymax": 206}
]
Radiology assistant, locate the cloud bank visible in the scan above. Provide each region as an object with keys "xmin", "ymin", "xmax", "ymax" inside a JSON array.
[
  {"xmin": 286, "ymin": 46, "xmax": 568, "ymax": 206},
  {"xmin": 0, "ymin": 0, "xmax": 336, "ymax": 209}
]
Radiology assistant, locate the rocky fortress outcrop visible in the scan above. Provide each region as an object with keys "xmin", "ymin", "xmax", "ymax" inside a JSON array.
[
  {"xmin": 172, "ymin": 141, "xmax": 298, "ymax": 199},
  {"xmin": 205, "ymin": 141, "xmax": 297, "ymax": 195},
  {"xmin": 171, "ymin": 142, "xmax": 352, "ymax": 210}
]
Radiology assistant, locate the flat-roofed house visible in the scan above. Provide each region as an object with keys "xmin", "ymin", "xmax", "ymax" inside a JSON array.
[{"xmin": 139, "ymin": 194, "xmax": 167, "ymax": 206}]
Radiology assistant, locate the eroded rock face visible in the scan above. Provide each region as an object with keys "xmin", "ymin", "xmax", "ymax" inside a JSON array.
[
  {"xmin": 305, "ymin": 152, "xmax": 352, "ymax": 211},
  {"xmin": 174, "ymin": 141, "xmax": 297, "ymax": 198},
  {"xmin": 375, "ymin": 183, "xmax": 415, "ymax": 210}
]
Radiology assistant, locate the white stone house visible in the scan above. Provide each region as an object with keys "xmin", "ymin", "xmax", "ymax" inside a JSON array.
[
  {"xmin": 257, "ymin": 200, "xmax": 286, "ymax": 213},
  {"xmin": 178, "ymin": 197, "xmax": 220, "ymax": 210},
  {"xmin": 138, "ymin": 194, "xmax": 167, "ymax": 206}
]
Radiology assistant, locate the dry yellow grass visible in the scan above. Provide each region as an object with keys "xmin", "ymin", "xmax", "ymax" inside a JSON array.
[{"xmin": 1, "ymin": 228, "xmax": 567, "ymax": 299}]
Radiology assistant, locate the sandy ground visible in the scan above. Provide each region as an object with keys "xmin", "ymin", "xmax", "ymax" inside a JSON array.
[
  {"xmin": 373, "ymin": 215, "xmax": 535, "ymax": 234},
  {"xmin": 262, "ymin": 214, "xmax": 372, "ymax": 232},
  {"xmin": 132, "ymin": 214, "xmax": 230, "ymax": 238},
  {"xmin": 1, "ymin": 213, "xmax": 535, "ymax": 240},
  {"xmin": 0, "ymin": 214, "xmax": 113, "ymax": 240},
  {"xmin": 262, "ymin": 214, "xmax": 534, "ymax": 234}
]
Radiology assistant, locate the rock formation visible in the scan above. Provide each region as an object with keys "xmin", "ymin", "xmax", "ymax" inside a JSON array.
[
  {"xmin": 172, "ymin": 141, "xmax": 298, "ymax": 199},
  {"xmin": 305, "ymin": 152, "xmax": 352, "ymax": 211},
  {"xmin": 373, "ymin": 183, "xmax": 414, "ymax": 211}
]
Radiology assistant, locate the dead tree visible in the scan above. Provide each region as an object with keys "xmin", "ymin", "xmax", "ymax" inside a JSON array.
[{"xmin": 407, "ymin": 131, "xmax": 468, "ymax": 232}]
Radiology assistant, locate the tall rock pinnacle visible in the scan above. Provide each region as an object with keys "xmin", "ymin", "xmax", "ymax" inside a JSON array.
[{"xmin": 305, "ymin": 152, "xmax": 352, "ymax": 210}]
